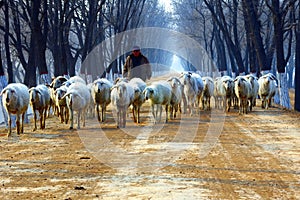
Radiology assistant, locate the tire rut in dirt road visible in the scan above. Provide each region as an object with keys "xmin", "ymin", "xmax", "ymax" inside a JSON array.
[
  {"xmin": 0, "ymin": 106, "xmax": 300, "ymax": 199},
  {"xmin": 163, "ymin": 109, "xmax": 300, "ymax": 199}
]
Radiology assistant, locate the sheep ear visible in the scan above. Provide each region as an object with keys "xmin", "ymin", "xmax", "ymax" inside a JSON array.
[
  {"xmin": 0, "ymin": 88, "xmax": 7, "ymax": 96},
  {"xmin": 114, "ymin": 77, "xmax": 120, "ymax": 84},
  {"xmin": 110, "ymin": 85, "xmax": 116, "ymax": 91},
  {"xmin": 269, "ymin": 74, "xmax": 277, "ymax": 81},
  {"xmin": 134, "ymin": 88, "xmax": 140, "ymax": 93},
  {"xmin": 61, "ymin": 92, "xmax": 71, "ymax": 100},
  {"xmin": 59, "ymin": 77, "xmax": 68, "ymax": 82},
  {"xmin": 208, "ymin": 78, "xmax": 214, "ymax": 83}
]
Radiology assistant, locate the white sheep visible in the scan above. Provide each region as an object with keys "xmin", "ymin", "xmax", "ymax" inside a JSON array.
[
  {"xmin": 167, "ymin": 76, "xmax": 183, "ymax": 119},
  {"xmin": 63, "ymin": 75, "xmax": 86, "ymax": 87},
  {"xmin": 245, "ymin": 74, "xmax": 259, "ymax": 110},
  {"xmin": 91, "ymin": 78, "xmax": 113, "ymax": 122},
  {"xmin": 110, "ymin": 81, "xmax": 135, "ymax": 128},
  {"xmin": 49, "ymin": 76, "xmax": 68, "ymax": 116},
  {"xmin": 29, "ymin": 85, "xmax": 51, "ymax": 131},
  {"xmin": 213, "ymin": 77, "xmax": 222, "ymax": 109},
  {"xmin": 234, "ymin": 76, "xmax": 252, "ymax": 114},
  {"xmin": 191, "ymin": 72, "xmax": 204, "ymax": 109},
  {"xmin": 180, "ymin": 72, "xmax": 198, "ymax": 116},
  {"xmin": 50, "ymin": 76, "xmax": 68, "ymax": 90},
  {"xmin": 87, "ymin": 83, "xmax": 95, "ymax": 119},
  {"xmin": 129, "ymin": 78, "xmax": 146, "ymax": 123},
  {"xmin": 215, "ymin": 76, "xmax": 234, "ymax": 112},
  {"xmin": 54, "ymin": 85, "xmax": 69, "ymax": 124},
  {"xmin": 258, "ymin": 73, "xmax": 277, "ymax": 109},
  {"xmin": 62, "ymin": 82, "xmax": 90, "ymax": 129},
  {"xmin": 1, "ymin": 83, "xmax": 29, "ymax": 136},
  {"xmin": 143, "ymin": 81, "xmax": 172, "ymax": 123},
  {"xmin": 201, "ymin": 76, "xmax": 214, "ymax": 110}
]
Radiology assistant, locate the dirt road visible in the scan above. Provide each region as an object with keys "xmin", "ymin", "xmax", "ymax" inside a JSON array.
[{"xmin": 0, "ymin": 102, "xmax": 299, "ymax": 199}]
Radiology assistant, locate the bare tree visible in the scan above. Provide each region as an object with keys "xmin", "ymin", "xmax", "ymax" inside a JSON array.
[
  {"xmin": 295, "ymin": 1, "xmax": 300, "ymax": 111},
  {"xmin": 266, "ymin": 0, "xmax": 295, "ymax": 109}
]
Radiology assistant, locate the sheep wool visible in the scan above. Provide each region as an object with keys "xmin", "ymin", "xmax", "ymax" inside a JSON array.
[{"xmin": 1, "ymin": 83, "xmax": 29, "ymax": 136}]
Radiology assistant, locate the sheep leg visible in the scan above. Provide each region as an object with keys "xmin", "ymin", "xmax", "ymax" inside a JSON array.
[
  {"xmin": 137, "ymin": 106, "xmax": 140, "ymax": 123},
  {"xmin": 158, "ymin": 104, "xmax": 162, "ymax": 123},
  {"xmin": 77, "ymin": 110, "xmax": 81, "ymax": 129},
  {"xmin": 122, "ymin": 108, "xmax": 126, "ymax": 128},
  {"xmin": 33, "ymin": 110, "xmax": 37, "ymax": 131},
  {"xmin": 39, "ymin": 110, "xmax": 43, "ymax": 129},
  {"xmin": 169, "ymin": 105, "xmax": 173, "ymax": 120},
  {"xmin": 227, "ymin": 98, "xmax": 231, "ymax": 112},
  {"xmin": 96, "ymin": 104, "xmax": 101, "ymax": 122},
  {"xmin": 7, "ymin": 114, "xmax": 12, "ymax": 137},
  {"xmin": 175, "ymin": 104, "xmax": 179, "ymax": 118},
  {"xmin": 101, "ymin": 105, "xmax": 104, "ymax": 122},
  {"xmin": 69, "ymin": 107, "xmax": 74, "ymax": 129},
  {"xmin": 58, "ymin": 106, "xmax": 65, "ymax": 123},
  {"xmin": 249, "ymin": 98, "xmax": 253, "ymax": 111},
  {"xmin": 267, "ymin": 98, "xmax": 272, "ymax": 109},
  {"xmin": 82, "ymin": 109, "xmax": 86, "ymax": 127},
  {"xmin": 132, "ymin": 105, "xmax": 137, "ymax": 123},
  {"xmin": 65, "ymin": 108, "xmax": 69, "ymax": 124},
  {"xmin": 238, "ymin": 99, "xmax": 242, "ymax": 115},
  {"xmin": 265, "ymin": 98, "xmax": 269, "ymax": 109},
  {"xmin": 116, "ymin": 108, "xmax": 120, "ymax": 128},
  {"xmin": 16, "ymin": 114, "xmax": 21, "ymax": 135},
  {"xmin": 261, "ymin": 97, "xmax": 266, "ymax": 109},
  {"xmin": 21, "ymin": 112, "xmax": 25, "ymax": 133},
  {"xmin": 59, "ymin": 106, "xmax": 64, "ymax": 123},
  {"xmin": 165, "ymin": 104, "xmax": 168, "ymax": 123},
  {"xmin": 182, "ymin": 91, "xmax": 187, "ymax": 114},
  {"xmin": 151, "ymin": 104, "xmax": 156, "ymax": 124},
  {"xmin": 44, "ymin": 106, "xmax": 48, "ymax": 129},
  {"xmin": 101, "ymin": 105, "xmax": 105, "ymax": 122}
]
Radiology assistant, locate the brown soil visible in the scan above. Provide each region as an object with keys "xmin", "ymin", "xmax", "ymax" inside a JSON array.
[{"xmin": 0, "ymin": 97, "xmax": 299, "ymax": 199}]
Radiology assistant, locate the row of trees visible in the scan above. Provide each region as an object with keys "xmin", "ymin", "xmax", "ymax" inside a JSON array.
[
  {"xmin": 1, "ymin": 0, "xmax": 300, "ymax": 110},
  {"xmin": 0, "ymin": 0, "xmax": 171, "ymax": 87},
  {"xmin": 172, "ymin": 0, "xmax": 300, "ymax": 110}
]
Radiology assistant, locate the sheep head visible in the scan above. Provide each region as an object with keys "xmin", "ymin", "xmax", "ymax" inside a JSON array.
[
  {"xmin": 1, "ymin": 88, "xmax": 17, "ymax": 105},
  {"xmin": 50, "ymin": 76, "xmax": 68, "ymax": 90},
  {"xmin": 143, "ymin": 87, "xmax": 154, "ymax": 101},
  {"xmin": 62, "ymin": 91, "xmax": 84, "ymax": 109},
  {"xmin": 29, "ymin": 88, "xmax": 41, "ymax": 104}
]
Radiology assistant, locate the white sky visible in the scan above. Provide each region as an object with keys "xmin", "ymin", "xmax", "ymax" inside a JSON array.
[{"xmin": 159, "ymin": 0, "xmax": 174, "ymax": 12}]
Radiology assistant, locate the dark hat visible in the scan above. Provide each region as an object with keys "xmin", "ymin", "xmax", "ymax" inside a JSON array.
[{"xmin": 132, "ymin": 45, "xmax": 140, "ymax": 51}]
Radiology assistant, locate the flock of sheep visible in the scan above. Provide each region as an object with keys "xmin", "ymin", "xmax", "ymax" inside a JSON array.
[{"xmin": 0, "ymin": 71, "xmax": 278, "ymax": 137}]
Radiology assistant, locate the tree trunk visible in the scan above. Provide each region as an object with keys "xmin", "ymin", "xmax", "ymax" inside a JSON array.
[
  {"xmin": 294, "ymin": 4, "xmax": 300, "ymax": 111},
  {"xmin": 278, "ymin": 73, "xmax": 291, "ymax": 109},
  {"xmin": 4, "ymin": 1, "xmax": 13, "ymax": 83},
  {"xmin": 24, "ymin": 0, "xmax": 42, "ymax": 87},
  {"xmin": 242, "ymin": 0, "xmax": 270, "ymax": 72},
  {"xmin": 271, "ymin": 0, "xmax": 291, "ymax": 109},
  {"xmin": 0, "ymin": 41, "xmax": 5, "ymax": 76},
  {"xmin": 24, "ymin": 38, "xmax": 37, "ymax": 87}
]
